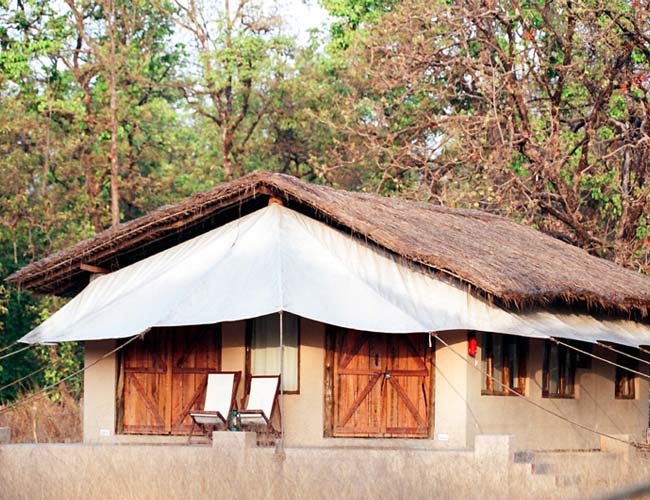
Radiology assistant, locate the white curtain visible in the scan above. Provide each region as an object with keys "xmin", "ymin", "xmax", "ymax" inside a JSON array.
[{"xmin": 250, "ymin": 313, "xmax": 299, "ymax": 391}]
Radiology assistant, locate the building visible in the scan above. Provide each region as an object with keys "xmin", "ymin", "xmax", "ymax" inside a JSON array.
[{"xmin": 8, "ymin": 171, "xmax": 650, "ymax": 450}]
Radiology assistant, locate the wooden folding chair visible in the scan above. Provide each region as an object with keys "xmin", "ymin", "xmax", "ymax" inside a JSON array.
[
  {"xmin": 188, "ymin": 371, "xmax": 241, "ymax": 443},
  {"xmin": 239, "ymin": 375, "xmax": 281, "ymax": 435}
]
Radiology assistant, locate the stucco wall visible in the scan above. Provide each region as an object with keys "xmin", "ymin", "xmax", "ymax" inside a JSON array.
[
  {"xmin": 432, "ymin": 331, "xmax": 473, "ymax": 449},
  {"xmin": 466, "ymin": 338, "xmax": 649, "ymax": 450},
  {"xmin": 281, "ymin": 318, "xmax": 325, "ymax": 446},
  {"xmin": 83, "ymin": 340, "xmax": 117, "ymax": 442},
  {"xmin": 221, "ymin": 320, "xmax": 246, "ymax": 404},
  {"xmin": 82, "ymin": 323, "xmax": 649, "ymax": 451}
]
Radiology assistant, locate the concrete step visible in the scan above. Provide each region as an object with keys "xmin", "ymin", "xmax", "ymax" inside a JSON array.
[
  {"xmin": 555, "ymin": 474, "xmax": 581, "ymax": 488},
  {"xmin": 517, "ymin": 450, "xmax": 619, "ymax": 470},
  {"xmin": 531, "ymin": 462, "xmax": 555, "ymax": 475},
  {"xmin": 514, "ymin": 450, "xmax": 535, "ymax": 464},
  {"xmin": 512, "ymin": 449, "xmax": 631, "ymax": 496}
]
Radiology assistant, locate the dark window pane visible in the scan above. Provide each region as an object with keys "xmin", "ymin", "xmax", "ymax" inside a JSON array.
[
  {"xmin": 543, "ymin": 341, "xmax": 577, "ymax": 398},
  {"xmin": 615, "ymin": 348, "xmax": 639, "ymax": 399},
  {"xmin": 480, "ymin": 333, "xmax": 489, "ymax": 392},
  {"xmin": 493, "ymin": 336, "xmax": 503, "ymax": 390},
  {"xmin": 549, "ymin": 344, "xmax": 559, "ymax": 395},
  {"xmin": 481, "ymin": 333, "xmax": 526, "ymax": 396},
  {"xmin": 509, "ymin": 340, "xmax": 519, "ymax": 389}
]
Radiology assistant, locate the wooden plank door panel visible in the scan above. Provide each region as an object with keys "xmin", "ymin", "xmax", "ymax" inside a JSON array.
[
  {"xmin": 331, "ymin": 329, "xmax": 432, "ymax": 438},
  {"xmin": 333, "ymin": 330, "xmax": 385, "ymax": 437},
  {"xmin": 170, "ymin": 324, "xmax": 221, "ymax": 434},
  {"xmin": 122, "ymin": 329, "xmax": 169, "ymax": 434},
  {"xmin": 385, "ymin": 334, "xmax": 430, "ymax": 437},
  {"xmin": 123, "ymin": 374, "xmax": 167, "ymax": 434}
]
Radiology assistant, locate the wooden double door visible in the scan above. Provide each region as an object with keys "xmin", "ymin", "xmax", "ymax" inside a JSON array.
[
  {"xmin": 120, "ymin": 325, "xmax": 221, "ymax": 435},
  {"xmin": 332, "ymin": 330, "xmax": 433, "ymax": 438}
]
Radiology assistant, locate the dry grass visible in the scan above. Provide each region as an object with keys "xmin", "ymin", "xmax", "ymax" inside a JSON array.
[
  {"xmin": 0, "ymin": 393, "xmax": 81, "ymax": 443},
  {"xmin": 1, "ymin": 442, "xmax": 649, "ymax": 500}
]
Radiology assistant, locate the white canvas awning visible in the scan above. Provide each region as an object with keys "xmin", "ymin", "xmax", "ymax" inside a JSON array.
[{"xmin": 20, "ymin": 203, "xmax": 650, "ymax": 347}]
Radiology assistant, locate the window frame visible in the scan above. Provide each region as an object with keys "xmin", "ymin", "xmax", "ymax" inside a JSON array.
[
  {"xmin": 245, "ymin": 314, "xmax": 301, "ymax": 395},
  {"xmin": 480, "ymin": 332, "xmax": 528, "ymax": 396},
  {"xmin": 542, "ymin": 340, "xmax": 577, "ymax": 399},
  {"xmin": 615, "ymin": 348, "xmax": 638, "ymax": 400}
]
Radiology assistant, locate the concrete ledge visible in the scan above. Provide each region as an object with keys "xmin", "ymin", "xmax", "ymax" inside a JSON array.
[
  {"xmin": 87, "ymin": 434, "xmax": 211, "ymax": 445},
  {"xmin": 212, "ymin": 431, "xmax": 257, "ymax": 451},
  {"xmin": 318, "ymin": 437, "xmax": 461, "ymax": 450},
  {"xmin": 0, "ymin": 427, "xmax": 10, "ymax": 444}
]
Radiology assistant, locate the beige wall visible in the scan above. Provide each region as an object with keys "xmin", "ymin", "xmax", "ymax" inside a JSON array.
[
  {"xmin": 83, "ymin": 340, "xmax": 117, "ymax": 442},
  {"xmin": 82, "ymin": 323, "xmax": 649, "ymax": 451},
  {"xmin": 432, "ymin": 331, "xmax": 474, "ymax": 449},
  {"xmin": 221, "ymin": 321, "xmax": 246, "ymax": 404},
  {"xmin": 467, "ymin": 338, "xmax": 649, "ymax": 450}
]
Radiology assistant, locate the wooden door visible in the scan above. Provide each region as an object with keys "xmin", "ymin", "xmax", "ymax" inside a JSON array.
[
  {"xmin": 332, "ymin": 331, "xmax": 385, "ymax": 436},
  {"xmin": 332, "ymin": 330, "xmax": 432, "ymax": 438},
  {"xmin": 122, "ymin": 329, "xmax": 169, "ymax": 434},
  {"xmin": 169, "ymin": 325, "xmax": 221, "ymax": 433},
  {"xmin": 384, "ymin": 334, "xmax": 430, "ymax": 437},
  {"xmin": 121, "ymin": 324, "xmax": 221, "ymax": 435}
]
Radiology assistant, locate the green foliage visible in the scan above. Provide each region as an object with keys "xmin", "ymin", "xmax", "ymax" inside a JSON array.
[
  {"xmin": 608, "ymin": 93, "xmax": 629, "ymax": 121},
  {"xmin": 35, "ymin": 342, "xmax": 83, "ymax": 401},
  {"xmin": 0, "ymin": 289, "xmax": 43, "ymax": 403},
  {"xmin": 308, "ymin": 0, "xmax": 650, "ymax": 269},
  {"xmin": 0, "ymin": 0, "xmax": 185, "ymax": 403},
  {"xmin": 509, "ymin": 152, "xmax": 530, "ymax": 177},
  {"xmin": 320, "ymin": 0, "xmax": 396, "ymax": 48}
]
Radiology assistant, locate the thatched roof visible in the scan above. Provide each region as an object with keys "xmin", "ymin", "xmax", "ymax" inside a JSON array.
[{"xmin": 7, "ymin": 171, "xmax": 650, "ymax": 317}]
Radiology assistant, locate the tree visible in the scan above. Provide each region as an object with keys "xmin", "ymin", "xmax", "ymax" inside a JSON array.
[
  {"xmin": 320, "ymin": 0, "xmax": 395, "ymax": 49},
  {"xmin": 316, "ymin": 0, "xmax": 650, "ymax": 270},
  {"xmin": 0, "ymin": 0, "xmax": 184, "ymax": 402},
  {"xmin": 157, "ymin": 0, "xmax": 295, "ymax": 179},
  {"xmin": 63, "ymin": 0, "xmax": 183, "ymax": 227}
]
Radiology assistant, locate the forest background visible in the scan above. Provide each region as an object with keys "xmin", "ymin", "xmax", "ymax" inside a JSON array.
[{"xmin": 0, "ymin": 0, "xmax": 649, "ymax": 413}]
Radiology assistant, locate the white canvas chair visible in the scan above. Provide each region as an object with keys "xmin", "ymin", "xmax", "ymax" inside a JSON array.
[
  {"xmin": 239, "ymin": 375, "xmax": 281, "ymax": 435},
  {"xmin": 188, "ymin": 371, "xmax": 241, "ymax": 442}
]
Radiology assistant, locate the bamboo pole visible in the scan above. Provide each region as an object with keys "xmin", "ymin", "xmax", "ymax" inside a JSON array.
[{"xmin": 278, "ymin": 310, "xmax": 285, "ymax": 453}]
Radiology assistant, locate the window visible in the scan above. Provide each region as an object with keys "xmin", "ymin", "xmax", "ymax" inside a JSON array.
[
  {"xmin": 575, "ymin": 343, "xmax": 593, "ymax": 369},
  {"xmin": 542, "ymin": 340, "xmax": 577, "ymax": 398},
  {"xmin": 247, "ymin": 313, "xmax": 300, "ymax": 393},
  {"xmin": 480, "ymin": 333, "xmax": 527, "ymax": 396},
  {"xmin": 615, "ymin": 348, "xmax": 638, "ymax": 400}
]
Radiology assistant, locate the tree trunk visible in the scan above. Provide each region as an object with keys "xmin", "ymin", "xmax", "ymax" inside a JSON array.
[
  {"xmin": 222, "ymin": 0, "xmax": 234, "ymax": 179},
  {"xmin": 108, "ymin": 0, "xmax": 120, "ymax": 227},
  {"xmin": 222, "ymin": 129, "xmax": 233, "ymax": 179}
]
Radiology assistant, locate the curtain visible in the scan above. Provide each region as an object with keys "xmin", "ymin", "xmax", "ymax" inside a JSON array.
[{"xmin": 250, "ymin": 313, "xmax": 299, "ymax": 391}]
